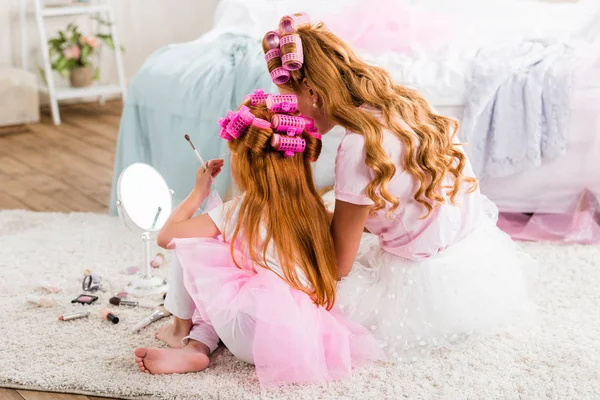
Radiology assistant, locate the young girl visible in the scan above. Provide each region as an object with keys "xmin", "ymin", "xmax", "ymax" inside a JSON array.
[
  {"xmin": 134, "ymin": 97, "xmax": 381, "ymax": 385},
  {"xmin": 261, "ymin": 13, "xmax": 536, "ymax": 360}
]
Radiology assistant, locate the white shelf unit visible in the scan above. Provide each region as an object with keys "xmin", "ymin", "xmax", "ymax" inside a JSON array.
[{"xmin": 19, "ymin": 0, "xmax": 127, "ymax": 125}]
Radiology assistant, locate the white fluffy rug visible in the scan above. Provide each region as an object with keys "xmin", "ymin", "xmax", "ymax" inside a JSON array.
[{"xmin": 0, "ymin": 210, "xmax": 599, "ymax": 400}]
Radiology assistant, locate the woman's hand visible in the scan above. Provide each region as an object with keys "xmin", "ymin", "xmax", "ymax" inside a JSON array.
[{"xmin": 194, "ymin": 159, "xmax": 224, "ymax": 196}]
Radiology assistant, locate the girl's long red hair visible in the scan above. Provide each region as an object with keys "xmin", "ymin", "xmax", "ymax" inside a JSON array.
[{"xmin": 226, "ymin": 103, "xmax": 338, "ymax": 310}]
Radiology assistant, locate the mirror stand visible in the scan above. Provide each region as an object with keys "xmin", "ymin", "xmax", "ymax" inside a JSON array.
[{"xmin": 124, "ymin": 231, "xmax": 169, "ymax": 297}]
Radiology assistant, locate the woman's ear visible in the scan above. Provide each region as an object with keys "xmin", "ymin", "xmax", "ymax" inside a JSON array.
[{"xmin": 302, "ymin": 78, "xmax": 319, "ymax": 106}]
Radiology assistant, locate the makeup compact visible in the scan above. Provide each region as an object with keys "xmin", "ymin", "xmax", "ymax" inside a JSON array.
[
  {"xmin": 71, "ymin": 294, "xmax": 98, "ymax": 305},
  {"xmin": 82, "ymin": 270, "xmax": 104, "ymax": 292}
]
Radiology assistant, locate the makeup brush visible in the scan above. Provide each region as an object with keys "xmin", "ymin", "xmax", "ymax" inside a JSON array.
[
  {"xmin": 184, "ymin": 134, "xmax": 207, "ymax": 167},
  {"xmin": 132, "ymin": 306, "xmax": 171, "ymax": 333},
  {"xmin": 100, "ymin": 307, "xmax": 120, "ymax": 324},
  {"xmin": 109, "ymin": 296, "xmax": 156, "ymax": 310},
  {"xmin": 184, "ymin": 134, "xmax": 224, "ymax": 210}
]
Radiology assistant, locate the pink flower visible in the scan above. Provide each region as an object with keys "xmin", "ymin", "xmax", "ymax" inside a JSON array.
[
  {"xmin": 63, "ymin": 45, "xmax": 81, "ymax": 60},
  {"xmin": 86, "ymin": 36, "xmax": 99, "ymax": 48},
  {"xmin": 80, "ymin": 35, "xmax": 99, "ymax": 48}
]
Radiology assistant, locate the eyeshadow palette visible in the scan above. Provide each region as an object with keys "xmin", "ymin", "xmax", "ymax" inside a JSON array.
[{"xmin": 71, "ymin": 294, "xmax": 99, "ymax": 305}]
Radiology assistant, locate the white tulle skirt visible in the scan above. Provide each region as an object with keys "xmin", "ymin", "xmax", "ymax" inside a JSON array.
[{"xmin": 336, "ymin": 202, "xmax": 538, "ymax": 362}]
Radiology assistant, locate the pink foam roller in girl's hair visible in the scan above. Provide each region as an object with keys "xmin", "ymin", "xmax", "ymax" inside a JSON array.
[
  {"xmin": 279, "ymin": 13, "xmax": 311, "ymax": 34},
  {"xmin": 280, "ymin": 34, "xmax": 303, "ymax": 71},
  {"xmin": 271, "ymin": 114, "xmax": 305, "ymax": 136},
  {"xmin": 265, "ymin": 94, "xmax": 298, "ymax": 113},
  {"xmin": 244, "ymin": 89, "xmax": 269, "ymax": 106},
  {"xmin": 218, "ymin": 111, "xmax": 235, "ymax": 141},
  {"xmin": 271, "ymin": 134, "xmax": 306, "ymax": 157},
  {"xmin": 303, "ymin": 116, "xmax": 322, "ymax": 139},
  {"xmin": 251, "ymin": 118, "xmax": 271, "ymax": 130},
  {"xmin": 226, "ymin": 106, "xmax": 255, "ymax": 139}
]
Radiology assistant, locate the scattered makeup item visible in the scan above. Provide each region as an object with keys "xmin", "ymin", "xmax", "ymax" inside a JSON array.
[
  {"xmin": 132, "ymin": 306, "xmax": 171, "ymax": 333},
  {"xmin": 101, "ymin": 308, "xmax": 120, "ymax": 324},
  {"xmin": 71, "ymin": 294, "xmax": 98, "ymax": 305},
  {"xmin": 116, "ymin": 291, "xmax": 129, "ymax": 298},
  {"xmin": 26, "ymin": 294, "xmax": 56, "ymax": 308},
  {"xmin": 82, "ymin": 269, "xmax": 105, "ymax": 292},
  {"xmin": 150, "ymin": 253, "xmax": 164, "ymax": 268},
  {"xmin": 38, "ymin": 281, "xmax": 61, "ymax": 293},
  {"xmin": 59, "ymin": 311, "xmax": 90, "ymax": 321},
  {"xmin": 109, "ymin": 296, "xmax": 156, "ymax": 310},
  {"xmin": 124, "ymin": 266, "xmax": 139, "ymax": 275}
]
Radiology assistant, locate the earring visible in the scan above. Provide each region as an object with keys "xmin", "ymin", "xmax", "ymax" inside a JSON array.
[{"xmin": 312, "ymin": 103, "xmax": 317, "ymax": 108}]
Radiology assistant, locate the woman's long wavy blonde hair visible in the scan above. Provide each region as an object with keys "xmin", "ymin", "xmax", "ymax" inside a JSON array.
[
  {"xmin": 263, "ymin": 20, "xmax": 477, "ymax": 217},
  {"xmin": 226, "ymin": 102, "xmax": 338, "ymax": 310}
]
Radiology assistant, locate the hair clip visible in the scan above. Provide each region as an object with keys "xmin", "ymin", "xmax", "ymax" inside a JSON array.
[
  {"xmin": 271, "ymin": 114, "xmax": 305, "ymax": 137},
  {"xmin": 226, "ymin": 106, "xmax": 255, "ymax": 139},
  {"xmin": 280, "ymin": 34, "xmax": 303, "ymax": 71},
  {"xmin": 279, "ymin": 13, "xmax": 311, "ymax": 34},
  {"xmin": 244, "ymin": 89, "xmax": 269, "ymax": 106},
  {"xmin": 251, "ymin": 118, "xmax": 271, "ymax": 130},
  {"xmin": 264, "ymin": 30, "xmax": 280, "ymax": 49},
  {"xmin": 266, "ymin": 94, "xmax": 297, "ymax": 113},
  {"xmin": 271, "ymin": 134, "xmax": 306, "ymax": 157}
]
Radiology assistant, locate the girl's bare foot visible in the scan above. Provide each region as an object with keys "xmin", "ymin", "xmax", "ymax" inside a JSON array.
[
  {"xmin": 135, "ymin": 340, "xmax": 210, "ymax": 374},
  {"xmin": 155, "ymin": 317, "xmax": 192, "ymax": 349}
]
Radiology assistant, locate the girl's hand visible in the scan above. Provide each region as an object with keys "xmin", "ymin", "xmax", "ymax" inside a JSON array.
[{"xmin": 194, "ymin": 159, "xmax": 225, "ymax": 196}]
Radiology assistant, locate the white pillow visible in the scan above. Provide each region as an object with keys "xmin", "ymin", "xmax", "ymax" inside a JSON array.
[{"xmin": 213, "ymin": 0, "xmax": 362, "ymax": 38}]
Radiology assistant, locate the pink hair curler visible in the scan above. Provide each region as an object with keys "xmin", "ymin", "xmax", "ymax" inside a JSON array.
[
  {"xmin": 218, "ymin": 111, "xmax": 235, "ymax": 141},
  {"xmin": 279, "ymin": 13, "xmax": 311, "ymax": 34},
  {"xmin": 270, "ymin": 67, "xmax": 290, "ymax": 85},
  {"xmin": 264, "ymin": 48, "xmax": 281, "ymax": 63},
  {"xmin": 226, "ymin": 106, "xmax": 255, "ymax": 139},
  {"xmin": 303, "ymin": 116, "xmax": 315, "ymax": 130},
  {"xmin": 280, "ymin": 34, "xmax": 303, "ymax": 71},
  {"xmin": 271, "ymin": 114, "xmax": 305, "ymax": 136},
  {"xmin": 303, "ymin": 117, "xmax": 322, "ymax": 139},
  {"xmin": 251, "ymin": 118, "xmax": 271, "ymax": 130},
  {"xmin": 271, "ymin": 134, "xmax": 306, "ymax": 157},
  {"xmin": 264, "ymin": 30, "xmax": 281, "ymax": 49},
  {"xmin": 244, "ymin": 89, "xmax": 269, "ymax": 106},
  {"xmin": 265, "ymin": 94, "xmax": 298, "ymax": 112}
]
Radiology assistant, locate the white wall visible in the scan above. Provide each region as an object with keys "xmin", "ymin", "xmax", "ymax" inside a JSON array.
[{"xmin": 1, "ymin": 0, "xmax": 219, "ymax": 88}]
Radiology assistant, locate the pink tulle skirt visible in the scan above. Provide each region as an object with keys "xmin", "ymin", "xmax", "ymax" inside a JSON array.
[{"xmin": 171, "ymin": 237, "xmax": 382, "ymax": 387}]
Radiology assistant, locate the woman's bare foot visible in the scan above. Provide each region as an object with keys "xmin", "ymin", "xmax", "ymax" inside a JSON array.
[
  {"xmin": 135, "ymin": 340, "xmax": 210, "ymax": 374},
  {"xmin": 156, "ymin": 317, "xmax": 192, "ymax": 349}
]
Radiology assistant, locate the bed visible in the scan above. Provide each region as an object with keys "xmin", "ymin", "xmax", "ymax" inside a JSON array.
[{"xmin": 109, "ymin": 0, "xmax": 600, "ymax": 241}]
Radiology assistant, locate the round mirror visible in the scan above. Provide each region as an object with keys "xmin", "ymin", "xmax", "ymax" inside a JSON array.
[
  {"xmin": 117, "ymin": 163, "xmax": 172, "ymax": 232},
  {"xmin": 116, "ymin": 163, "xmax": 172, "ymax": 297}
]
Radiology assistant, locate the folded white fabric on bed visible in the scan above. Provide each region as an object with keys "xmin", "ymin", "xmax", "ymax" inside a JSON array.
[{"xmin": 460, "ymin": 39, "xmax": 584, "ymax": 180}]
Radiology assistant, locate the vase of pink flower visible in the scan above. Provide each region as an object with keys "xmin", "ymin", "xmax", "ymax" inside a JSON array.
[{"xmin": 46, "ymin": 22, "xmax": 120, "ymax": 88}]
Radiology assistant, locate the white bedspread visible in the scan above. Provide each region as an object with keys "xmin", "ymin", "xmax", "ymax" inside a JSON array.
[{"xmin": 211, "ymin": 0, "xmax": 600, "ymax": 106}]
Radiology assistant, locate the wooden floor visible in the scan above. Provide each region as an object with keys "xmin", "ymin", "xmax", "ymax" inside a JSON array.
[
  {"xmin": 0, "ymin": 101, "xmax": 121, "ymax": 213},
  {"xmin": 0, "ymin": 102, "xmax": 122, "ymax": 400}
]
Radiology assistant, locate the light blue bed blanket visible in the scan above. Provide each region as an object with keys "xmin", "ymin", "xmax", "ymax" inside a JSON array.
[{"xmin": 109, "ymin": 33, "xmax": 277, "ymax": 215}]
